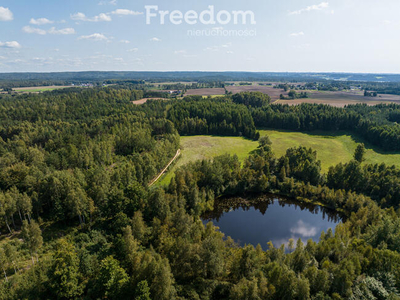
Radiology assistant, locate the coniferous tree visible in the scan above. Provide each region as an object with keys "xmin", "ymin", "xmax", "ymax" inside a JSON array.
[{"xmin": 354, "ymin": 143, "xmax": 366, "ymax": 163}]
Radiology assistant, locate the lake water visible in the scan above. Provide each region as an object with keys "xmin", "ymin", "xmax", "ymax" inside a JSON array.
[{"xmin": 202, "ymin": 195, "xmax": 341, "ymax": 249}]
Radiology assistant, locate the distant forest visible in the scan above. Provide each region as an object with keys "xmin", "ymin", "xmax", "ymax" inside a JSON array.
[
  {"xmin": 0, "ymin": 85, "xmax": 400, "ymax": 299},
  {"xmin": 2, "ymin": 71, "xmax": 400, "ymax": 88}
]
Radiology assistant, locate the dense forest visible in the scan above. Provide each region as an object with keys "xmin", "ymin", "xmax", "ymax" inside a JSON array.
[{"xmin": 0, "ymin": 87, "xmax": 399, "ymax": 299}]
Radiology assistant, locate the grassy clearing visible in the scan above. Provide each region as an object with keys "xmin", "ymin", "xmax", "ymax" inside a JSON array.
[
  {"xmin": 0, "ymin": 220, "xmax": 62, "ymax": 280},
  {"xmin": 157, "ymin": 130, "xmax": 400, "ymax": 186},
  {"xmin": 159, "ymin": 136, "xmax": 259, "ymax": 185},
  {"xmin": 261, "ymin": 130, "xmax": 400, "ymax": 171},
  {"xmin": 13, "ymin": 86, "xmax": 73, "ymax": 93},
  {"xmin": 19, "ymin": 88, "xmax": 57, "ymax": 92}
]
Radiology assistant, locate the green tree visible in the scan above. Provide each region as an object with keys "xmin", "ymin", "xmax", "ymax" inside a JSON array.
[
  {"xmin": 0, "ymin": 193, "xmax": 12, "ymax": 234},
  {"xmin": 131, "ymin": 211, "xmax": 149, "ymax": 245},
  {"xmin": 135, "ymin": 280, "xmax": 151, "ymax": 300},
  {"xmin": 4, "ymin": 243, "xmax": 19, "ymax": 274},
  {"xmin": 258, "ymin": 135, "xmax": 272, "ymax": 147},
  {"xmin": 21, "ymin": 219, "xmax": 43, "ymax": 264},
  {"xmin": 149, "ymin": 257, "xmax": 176, "ymax": 300},
  {"xmin": 50, "ymin": 239, "xmax": 83, "ymax": 299},
  {"xmin": 147, "ymin": 188, "xmax": 170, "ymax": 221},
  {"xmin": 279, "ymin": 167, "xmax": 286, "ymax": 181},
  {"xmin": 8, "ymin": 187, "xmax": 32, "ymax": 222},
  {"xmin": 288, "ymin": 90, "xmax": 298, "ymax": 99},
  {"xmin": 297, "ymin": 275, "xmax": 311, "ymax": 300},
  {"xmin": 200, "ymin": 235, "xmax": 225, "ymax": 279},
  {"xmin": 0, "ymin": 248, "xmax": 8, "ymax": 282},
  {"xmin": 96, "ymin": 256, "xmax": 129, "ymax": 299},
  {"xmin": 354, "ymin": 143, "xmax": 366, "ymax": 163}
]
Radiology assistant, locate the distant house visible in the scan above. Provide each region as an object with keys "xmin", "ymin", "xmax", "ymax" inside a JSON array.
[{"xmin": 168, "ymin": 90, "xmax": 180, "ymax": 95}]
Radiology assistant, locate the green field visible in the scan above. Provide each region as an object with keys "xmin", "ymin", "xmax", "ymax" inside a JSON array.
[
  {"xmin": 201, "ymin": 95, "xmax": 224, "ymax": 98},
  {"xmin": 14, "ymin": 86, "xmax": 73, "ymax": 93},
  {"xmin": 159, "ymin": 136, "xmax": 259, "ymax": 185},
  {"xmin": 16, "ymin": 88, "xmax": 62, "ymax": 92},
  {"xmin": 158, "ymin": 130, "xmax": 400, "ymax": 185}
]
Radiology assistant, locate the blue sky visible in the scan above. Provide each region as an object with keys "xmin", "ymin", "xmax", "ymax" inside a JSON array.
[{"xmin": 1, "ymin": 0, "xmax": 400, "ymax": 73}]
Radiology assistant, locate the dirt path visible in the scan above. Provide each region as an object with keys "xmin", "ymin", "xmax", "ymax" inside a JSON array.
[{"xmin": 148, "ymin": 149, "xmax": 181, "ymax": 187}]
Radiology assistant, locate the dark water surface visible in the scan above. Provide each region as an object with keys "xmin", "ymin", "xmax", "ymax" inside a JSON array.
[{"xmin": 202, "ymin": 195, "xmax": 341, "ymax": 249}]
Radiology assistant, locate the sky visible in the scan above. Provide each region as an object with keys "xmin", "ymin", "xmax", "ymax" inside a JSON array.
[{"xmin": 1, "ymin": 0, "xmax": 400, "ymax": 73}]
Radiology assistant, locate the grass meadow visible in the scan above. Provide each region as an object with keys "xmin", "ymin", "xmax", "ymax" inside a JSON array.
[{"xmin": 158, "ymin": 130, "xmax": 400, "ymax": 185}]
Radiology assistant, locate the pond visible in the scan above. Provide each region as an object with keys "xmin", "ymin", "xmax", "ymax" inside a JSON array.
[{"xmin": 202, "ymin": 195, "xmax": 342, "ymax": 249}]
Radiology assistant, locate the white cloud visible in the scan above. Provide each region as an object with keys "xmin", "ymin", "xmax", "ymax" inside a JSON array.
[
  {"xmin": 71, "ymin": 12, "xmax": 111, "ymax": 22},
  {"xmin": 174, "ymin": 50, "xmax": 187, "ymax": 55},
  {"xmin": 111, "ymin": 9, "xmax": 143, "ymax": 16},
  {"xmin": 99, "ymin": 0, "xmax": 117, "ymax": 5},
  {"xmin": 289, "ymin": 2, "xmax": 329, "ymax": 15},
  {"xmin": 0, "ymin": 41, "xmax": 21, "ymax": 48},
  {"xmin": 290, "ymin": 220, "xmax": 318, "ymax": 238},
  {"xmin": 71, "ymin": 9, "xmax": 141, "ymax": 23},
  {"xmin": 205, "ymin": 43, "xmax": 232, "ymax": 52},
  {"xmin": 127, "ymin": 48, "xmax": 138, "ymax": 52},
  {"xmin": 120, "ymin": 40, "xmax": 130, "ymax": 44},
  {"xmin": 0, "ymin": 7, "xmax": 13, "ymax": 21},
  {"xmin": 382, "ymin": 20, "xmax": 395, "ymax": 26},
  {"xmin": 290, "ymin": 32, "xmax": 305, "ymax": 37},
  {"xmin": 227, "ymin": 51, "xmax": 234, "ymax": 54},
  {"xmin": 92, "ymin": 13, "xmax": 112, "ymax": 22},
  {"xmin": 78, "ymin": 33, "xmax": 109, "ymax": 41},
  {"xmin": 22, "ymin": 26, "xmax": 47, "ymax": 35},
  {"xmin": 173, "ymin": 50, "xmax": 197, "ymax": 58},
  {"xmin": 49, "ymin": 27, "xmax": 76, "ymax": 35},
  {"xmin": 150, "ymin": 37, "xmax": 161, "ymax": 42},
  {"xmin": 7, "ymin": 59, "xmax": 25, "ymax": 65},
  {"xmin": 88, "ymin": 54, "xmax": 112, "ymax": 59},
  {"xmin": 23, "ymin": 26, "xmax": 75, "ymax": 35},
  {"xmin": 31, "ymin": 57, "xmax": 54, "ymax": 65},
  {"xmin": 30, "ymin": 18, "xmax": 53, "ymax": 25},
  {"xmin": 71, "ymin": 12, "xmax": 86, "ymax": 21},
  {"xmin": 292, "ymin": 43, "xmax": 311, "ymax": 50},
  {"xmin": 205, "ymin": 46, "xmax": 219, "ymax": 51}
]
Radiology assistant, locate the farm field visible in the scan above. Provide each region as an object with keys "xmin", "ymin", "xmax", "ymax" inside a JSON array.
[
  {"xmin": 158, "ymin": 130, "xmax": 400, "ymax": 185},
  {"xmin": 132, "ymin": 97, "xmax": 168, "ymax": 105},
  {"xmin": 226, "ymin": 85, "xmax": 289, "ymax": 101},
  {"xmin": 185, "ymin": 88, "xmax": 226, "ymax": 96},
  {"xmin": 183, "ymin": 84, "xmax": 400, "ymax": 106},
  {"xmin": 276, "ymin": 90, "xmax": 400, "ymax": 107},
  {"xmin": 154, "ymin": 81, "xmax": 196, "ymax": 86},
  {"xmin": 12, "ymin": 85, "xmax": 73, "ymax": 93},
  {"xmin": 184, "ymin": 84, "xmax": 289, "ymax": 101}
]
